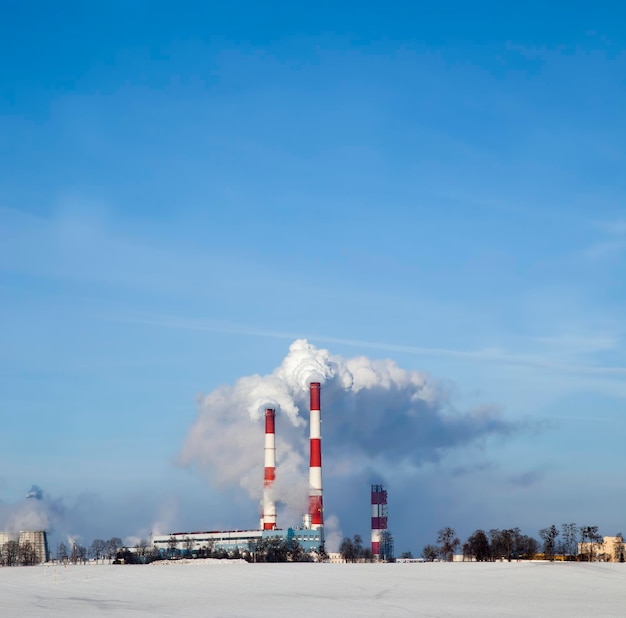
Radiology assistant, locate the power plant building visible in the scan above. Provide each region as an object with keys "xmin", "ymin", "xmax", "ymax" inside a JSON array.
[{"xmin": 151, "ymin": 526, "xmax": 323, "ymax": 556}]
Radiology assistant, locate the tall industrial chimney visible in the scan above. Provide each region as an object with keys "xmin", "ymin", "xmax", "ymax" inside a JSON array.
[
  {"xmin": 371, "ymin": 484, "xmax": 388, "ymax": 560},
  {"xmin": 308, "ymin": 382, "xmax": 324, "ymax": 531},
  {"xmin": 262, "ymin": 408, "xmax": 277, "ymax": 530}
]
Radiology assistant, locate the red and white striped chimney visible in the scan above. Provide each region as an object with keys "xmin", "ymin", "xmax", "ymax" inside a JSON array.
[
  {"xmin": 262, "ymin": 408, "xmax": 277, "ymax": 531},
  {"xmin": 308, "ymin": 382, "xmax": 324, "ymax": 531},
  {"xmin": 371, "ymin": 484, "xmax": 388, "ymax": 559}
]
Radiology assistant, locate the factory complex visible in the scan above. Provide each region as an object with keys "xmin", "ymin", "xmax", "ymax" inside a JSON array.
[{"xmin": 152, "ymin": 382, "xmax": 390, "ymax": 560}]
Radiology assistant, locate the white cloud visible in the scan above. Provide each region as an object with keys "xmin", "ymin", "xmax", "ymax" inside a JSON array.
[{"xmin": 178, "ymin": 339, "xmax": 517, "ymax": 529}]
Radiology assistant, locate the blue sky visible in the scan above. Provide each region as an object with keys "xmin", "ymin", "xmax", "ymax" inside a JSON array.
[{"xmin": 1, "ymin": 1, "xmax": 625, "ymax": 553}]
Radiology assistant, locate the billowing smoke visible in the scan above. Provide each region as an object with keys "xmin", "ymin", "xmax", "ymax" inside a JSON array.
[
  {"xmin": 0, "ymin": 486, "xmax": 65, "ymax": 533},
  {"xmin": 180, "ymin": 339, "xmax": 518, "ymax": 543},
  {"xmin": 26, "ymin": 485, "xmax": 44, "ymax": 500},
  {"xmin": 150, "ymin": 497, "xmax": 179, "ymax": 537}
]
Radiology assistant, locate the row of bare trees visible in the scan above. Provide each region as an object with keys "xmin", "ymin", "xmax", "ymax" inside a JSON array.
[
  {"xmin": 0, "ymin": 540, "xmax": 40, "ymax": 566},
  {"xmin": 338, "ymin": 531, "xmax": 395, "ymax": 562},
  {"xmin": 248, "ymin": 537, "xmax": 314, "ymax": 562},
  {"xmin": 54, "ymin": 537, "xmax": 124, "ymax": 564},
  {"xmin": 423, "ymin": 524, "xmax": 618, "ymax": 562},
  {"xmin": 339, "ymin": 534, "xmax": 373, "ymax": 562}
]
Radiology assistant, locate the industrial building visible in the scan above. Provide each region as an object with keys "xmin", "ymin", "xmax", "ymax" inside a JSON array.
[
  {"xmin": 0, "ymin": 530, "xmax": 49, "ymax": 565},
  {"xmin": 152, "ymin": 382, "xmax": 326, "ymax": 557},
  {"xmin": 151, "ymin": 526, "xmax": 323, "ymax": 556}
]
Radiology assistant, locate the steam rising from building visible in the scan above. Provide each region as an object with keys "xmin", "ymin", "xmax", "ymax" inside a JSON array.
[
  {"xmin": 1, "ymin": 486, "xmax": 63, "ymax": 534},
  {"xmin": 179, "ymin": 339, "xmax": 516, "ymax": 538}
]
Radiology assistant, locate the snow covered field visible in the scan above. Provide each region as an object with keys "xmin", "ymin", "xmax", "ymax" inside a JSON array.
[{"xmin": 1, "ymin": 560, "xmax": 625, "ymax": 617}]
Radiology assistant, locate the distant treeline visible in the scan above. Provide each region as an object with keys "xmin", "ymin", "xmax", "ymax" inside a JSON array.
[{"xmin": 417, "ymin": 524, "xmax": 623, "ymax": 562}]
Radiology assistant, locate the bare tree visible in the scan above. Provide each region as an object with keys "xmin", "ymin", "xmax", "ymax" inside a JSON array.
[
  {"xmin": 422, "ymin": 544, "xmax": 439, "ymax": 561},
  {"xmin": 2, "ymin": 540, "xmax": 20, "ymax": 566},
  {"xmin": 437, "ymin": 527, "xmax": 460, "ymax": 562},
  {"xmin": 145, "ymin": 544, "xmax": 161, "ymax": 563},
  {"xmin": 90, "ymin": 539, "xmax": 106, "ymax": 563},
  {"xmin": 136, "ymin": 539, "xmax": 149, "ymax": 559},
  {"xmin": 58, "ymin": 542, "xmax": 69, "ymax": 563},
  {"xmin": 488, "ymin": 529, "xmax": 503, "ymax": 560},
  {"xmin": 580, "ymin": 526, "xmax": 601, "ymax": 562},
  {"xmin": 561, "ymin": 523, "xmax": 577, "ymax": 560},
  {"xmin": 539, "ymin": 525, "xmax": 560, "ymax": 561},
  {"xmin": 77, "ymin": 544, "xmax": 88, "ymax": 564},
  {"xmin": 251, "ymin": 537, "xmax": 308, "ymax": 563},
  {"xmin": 20, "ymin": 541, "xmax": 39, "ymax": 565},
  {"xmin": 339, "ymin": 535, "xmax": 364, "ymax": 563},
  {"xmin": 205, "ymin": 540, "xmax": 215, "ymax": 558},
  {"xmin": 379, "ymin": 531, "xmax": 395, "ymax": 562},
  {"xmin": 183, "ymin": 536, "xmax": 193, "ymax": 558},
  {"xmin": 353, "ymin": 534, "xmax": 363, "ymax": 557},
  {"xmin": 339, "ymin": 537, "xmax": 354, "ymax": 562},
  {"xmin": 518, "ymin": 535, "xmax": 539, "ymax": 560},
  {"xmin": 498, "ymin": 529, "xmax": 519, "ymax": 562},
  {"xmin": 106, "ymin": 537, "xmax": 123, "ymax": 562},
  {"xmin": 466, "ymin": 530, "xmax": 490, "ymax": 561},
  {"xmin": 167, "ymin": 535, "xmax": 178, "ymax": 559},
  {"xmin": 70, "ymin": 543, "xmax": 78, "ymax": 565}
]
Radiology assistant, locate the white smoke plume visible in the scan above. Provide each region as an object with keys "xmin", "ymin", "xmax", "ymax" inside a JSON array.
[
  {"xmin": 0, "ymin": 486, "xmax": 65, "ymax": 533},
  {"xmin": 25, "ymin": 484, "xmax": 44, "ymax": 500},
  {"xmin": 323, "ymin": 514, "xmax": 343, "ymax": 553},
  {"xmin": 66, "ymin": 534, "xmax": 81, "ymax": 549},
  {"xmin": 180, "ymin": 339, "xmax": 517, "ymax": 528},
  {"xmin": 150, "ymin": 497, "xmax": 179, "ymax": 537},
  {"xmin": 5, "ymin": 501, "xmax": 50, "ymax": 532}
]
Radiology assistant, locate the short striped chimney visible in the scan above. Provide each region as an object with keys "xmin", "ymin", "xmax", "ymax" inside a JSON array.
[
  {"xmin": 371, "ymin": 484, "xmax": 388, "ymax": 559},
  {"xmin": 308, "ymin": 382, "xmax": 324, "ymax": 531},
  {"xmin": 262, "ymin": 408, "xmax": 277, "ymax": 530}
]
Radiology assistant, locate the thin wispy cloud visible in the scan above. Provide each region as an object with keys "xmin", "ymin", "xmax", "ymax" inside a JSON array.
[
  {"xmin": 508, "ymin": 469, "xmax": 545, "ymax": 488},
  {"xmin": 583, "ymin": 239, "xmax": 626, "ymax": 260},
  {"xmin": 530, "ymin": 334, "xmax": 619, "ymax": 354},
  {"xmin": 582, "ymin": 219, "xmax": 626, "ymax": 260},
  {"xmin": 108, "ymin": 312, "xmax": 626, "ymax": 378}
]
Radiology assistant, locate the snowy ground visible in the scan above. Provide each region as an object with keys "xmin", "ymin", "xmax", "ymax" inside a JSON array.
[{"xmin": 1, "ymin": 560, "xmax": 625, "ymax": 617}]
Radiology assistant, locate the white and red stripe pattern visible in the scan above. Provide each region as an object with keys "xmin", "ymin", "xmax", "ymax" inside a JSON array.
[
  {"xmin": 262, "ymin": 408, "xmax": 277, "ymax": 530},
  {"xmin": 371, "ymin": 484, "xmax": 388, "ymax": 558},
  {"xmin": 308, "ymin": 382, "xmax": 324, "ymax": 530}
]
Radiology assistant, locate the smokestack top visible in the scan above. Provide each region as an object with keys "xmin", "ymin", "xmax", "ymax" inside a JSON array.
[
  {"xmin": 264, "ymin": 408, "xmax": 275, "ymax": 433},
  {"xmin": 310, "ymin": 382, "xmax": 320, "ymax": 411}
]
